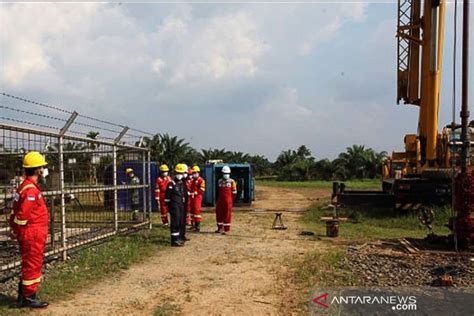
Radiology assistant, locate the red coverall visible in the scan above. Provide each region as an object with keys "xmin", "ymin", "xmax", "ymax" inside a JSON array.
[
  {"xmin": 185, "ymin": 177, "xmax": 193, "ymax": 225},
  {"xmin": 190, "ymin": 177, "xmax": 205, "ymax": 224},
  {"xmin": 216, "ymin": 178, "xmax": 237, "ymax": 232},
  {"xmin": 9, "ymin": 177, "xmax": 49, "ymax": 297},
  {"xmin": 155, "ymin": 176, "xmax": 171, "ymax": 224}
]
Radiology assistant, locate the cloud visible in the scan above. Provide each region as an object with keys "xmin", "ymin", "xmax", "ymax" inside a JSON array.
[
  {"xmin": 2, "ymin": 2, "xmax": 415, "ymax": 160},
  {"xmin": 259, "ymin": 87, "xmax": 312, "ymax": 120},
  {"xmin": 0, "ymin": 3, "xmax": 102, "ymax": 87},
  {"xmin": 152, "ymin": 9, "xmax": 268, "ymax": 85},
  {"xmin": 298, "ymin": 4, "xmax": 367, "ymax": 56}
]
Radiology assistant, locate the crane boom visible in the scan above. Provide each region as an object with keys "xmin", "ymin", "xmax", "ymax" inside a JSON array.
[{"xmin": 397, "ymin": 0, "xmax": 445, "ymax": 169}]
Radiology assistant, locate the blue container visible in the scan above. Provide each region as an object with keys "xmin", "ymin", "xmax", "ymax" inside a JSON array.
[
  {"xmin": 104, "ymin": 161, "xmax": 159, "ymax": 211},
  {"xmin": 199, "ymin": 163, "xmax": 255, "ymax": 206}
]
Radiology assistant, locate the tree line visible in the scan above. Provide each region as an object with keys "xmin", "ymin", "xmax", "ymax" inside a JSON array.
[
  {"xmin": 0, "ymin": 132, "xmax": 386, "ymax": 182},
  {"xmin": 141, "ymin": 134, "xmax": 387, "ymax": 181}
]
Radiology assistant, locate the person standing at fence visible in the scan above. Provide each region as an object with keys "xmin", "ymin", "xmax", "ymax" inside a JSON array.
[
  {"xmin": 215, "ymin": 166, "xmax": 237, "ymax": 235},
  {"xmin": 9, "ymin": 152, "xmax": 49, "ymax": 308},
  {"xmin": 190, "ymin": 165, "xmax": 205, "ymax": 232},
  {"xmin": 155, "ymin": 164, "xmax": 171, "ymax": 226},
  {"xmin": 126, "ymin": 168, "xmax": 140, "ymax": 221},
  {"xmin": 165, "ymin": 164, "xmax": 188, "ymax": 246}
]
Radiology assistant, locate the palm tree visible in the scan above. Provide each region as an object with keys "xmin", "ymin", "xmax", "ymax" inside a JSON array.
[
  {"xmin": 246, "ymin": 155, "xmax": 273, "ymax": 176},
  {"xmin": 332, "ymin": 145, "xmax": 387, "ymax": 180},
  {"xmin": 227, "ymin": 151, "xmax": 251, "ymax": 163},
  {"xmin": 312, "ymin": 159, "xmax": 335, "ymax": 180},
  {"xmin": 141, "ymin": 134, "xmax": 164, "ymax": 162},
  {"xmin": 291, "ymin": 160, "xmax": 313, "ymax": 180},
  {"xmin": 363, "ymin": 149, "xmax": 387, "ymax": 178},
  {"xmin": 296, "ymin": 145, "xmax": 312, "ymax": 160},
  {"xmin": 160, "ymin": 133, "xmax": 194, "ymax": 167},
  {"xmin": 335, "ymin": 145, "xmax": 367, "ymax": 179},
  {"xmin": 198, "ymin": 148, "xmax": 229, "ymax": 163},
  {"xmin": 86, "ymin": 131, "xmax": 100, "ymax": 149},
  {"xmin": 275, "ymin": 149, "xmax": 298, "ymax": 168}
]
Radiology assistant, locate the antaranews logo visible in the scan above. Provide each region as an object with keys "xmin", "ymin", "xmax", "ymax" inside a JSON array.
[
  {"xmin": 312, "ymin": 293, "xmax": 329, "ymax": 309},
  {"xmin": 311, "ymin": 292, "xmax": 417, "ymax": 312}
]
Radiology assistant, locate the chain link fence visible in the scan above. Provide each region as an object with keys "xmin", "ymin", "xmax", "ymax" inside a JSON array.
[{"xmin": 0, "ymin": 93, "xmax": 152, "ymax": 273}]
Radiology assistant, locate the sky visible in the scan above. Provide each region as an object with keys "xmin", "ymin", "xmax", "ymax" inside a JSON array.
[{"xmin": 0, "ymin": 1, "xmax": 473, "ymax": 161}]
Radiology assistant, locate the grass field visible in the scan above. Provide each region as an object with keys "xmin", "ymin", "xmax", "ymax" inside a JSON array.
[
  {"xmin": 288, "ymin": 202, "xmax": 454, "ymax": 310},
  {"xmin": 302, "ymin": 203, "xmax": 451, "ymax": 241},
  {"xmin": 257, "ymin": 178, "xmax": 381, "ymax": 190}
]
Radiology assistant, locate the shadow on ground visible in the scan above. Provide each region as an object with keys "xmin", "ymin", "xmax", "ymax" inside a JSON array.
[{"xmin": 0, "ymin": 293, "xmax": 17, "ymax": 309}]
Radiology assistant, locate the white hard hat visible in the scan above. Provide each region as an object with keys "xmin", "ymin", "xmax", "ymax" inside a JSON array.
[{"xmin": 222, "ymin": 165, "xmax": 231, "ymax": 174}]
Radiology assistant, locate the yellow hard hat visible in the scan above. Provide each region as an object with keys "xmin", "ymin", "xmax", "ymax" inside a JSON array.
[
  {"xmin": 159, "ymin": 164, "xmax": 169, "ymax": 172},
  {"xmin": 175, "ymin": 163, "xmax": 186, "ymax": 174},
  {"xmin": 125, "ymin": 168, "xmax": 134, "ymax": 174},
  {"xmin": 23, "ymin": 151, "xmax": 48, "ymax": 168},
  {"xmin": 192, "ymin": 165, "xmax": 200, "ymax": 173}
]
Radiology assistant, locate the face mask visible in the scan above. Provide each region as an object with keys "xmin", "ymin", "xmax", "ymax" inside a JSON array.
[
  {"xmin": 175, "ymin": 174, "xmax": 183, "ymax": 180},
  {"xmin": 223, "ymin": 174, "xmax": 230, "ymax": 180},
  {"xmin": 183, "ymin": 173, "xmax": 188, "ymax": 179},
  {"xmin": 162, "ymin": 172, "xmax": 168, "ymax": 177},
  {"xmin": 193, "ymin": 173, "xmax": 199, "ymax": 179},
  {"xmin": 42, "ymin": 168, "xmax": 49, "ymax": 178}
]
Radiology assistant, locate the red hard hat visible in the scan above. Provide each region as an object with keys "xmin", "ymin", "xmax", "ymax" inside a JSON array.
[{"xmin": 188, "ymin": 168, "xmax": 193, "ymax": 175}]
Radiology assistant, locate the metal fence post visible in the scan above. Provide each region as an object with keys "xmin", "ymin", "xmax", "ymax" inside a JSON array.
[
  {"xmin": 58, "ymin": 111, "xmax": 77, "ymax": 261},
  {"xmin": 142, "ymin": 151, "xmax": 147, "ymax": 222},
  {"xmin": 147, "ymin": 150, "xmax": 152, "ymax": 229},
  {"xmin": 59, "ymin": 136, "xmax": 67, "ymax": 261},
  {"xmin": 113, "ymin": 145, "xmax": 118, "ymax": 232}
]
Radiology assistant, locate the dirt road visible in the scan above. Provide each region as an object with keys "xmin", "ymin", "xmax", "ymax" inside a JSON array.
[{"xmin": 40, "ymin": 186, "xmax": 329, "ymax": 315}]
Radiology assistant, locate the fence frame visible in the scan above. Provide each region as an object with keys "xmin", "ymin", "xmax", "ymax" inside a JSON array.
[{"xmin": 0, "ymin": 121, "xmax": 152, "ymax": 272}]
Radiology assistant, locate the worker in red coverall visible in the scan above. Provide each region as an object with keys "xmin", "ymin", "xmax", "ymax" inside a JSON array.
[
  {"xmin": 9, "ymin": 152, "xmax": 49, "ymax": 308},
  {"xmin": 190, "ymin": 165, "xmax": 205, "ymax": 232},
  {"xmin": 215, "ymin": 165, "xmax": 237, "ymax": 235},
  {"xmin": 185, "ymin": 166, "xmax": 193, "ymax": 226},
  {"xmin": 155, "ymin": 164, "xmax": 171, "ymax": 226}
]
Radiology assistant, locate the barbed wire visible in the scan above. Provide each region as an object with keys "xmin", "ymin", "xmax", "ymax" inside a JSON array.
[
  {"xmin": 0, "ymin": 104, "xmax": 68, "ymax": 122},
  {"xmin": 0, "ymin": 116, "xmax": 59, "ymax": 131},
  {"xmin": 1, "ymin": 92, "xmax": 154, "ymax": 137},
  {"xmin": 128, "ymin": 127, "xmax": 154, "ymax": 136},
  {"xmin": 123, "ymin": 133, "xmax": 143, "ymax": 138},
  {"xmin": 1, "ymin": 92, "xmax": 74, "ymax": 114},
  {"xmin": 72, "ymin": 120, "xmax": 123, "ymax": 134},
  {"xmin": 1, "ymin": 103, "xmax": 123, "ymax": 136},
  {"xmin": 77, "ymin": 113, "xmax": 125, "ymax": 129}
]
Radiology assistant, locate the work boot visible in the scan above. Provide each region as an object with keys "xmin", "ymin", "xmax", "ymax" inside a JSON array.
[
  {"xmin": 195, "ymin": 222, "xmax": 201, "ymax": 232},
  {"xmin": 19, "ymin": 294, "xmax": 49, "ymax": 308},
  {"xmin": 171, "ymin": 235, "xmax": 184, "ymax": 247},
  {"xmin": 16, "ymin": 282, "xmax": 22, "ymax": 305}
]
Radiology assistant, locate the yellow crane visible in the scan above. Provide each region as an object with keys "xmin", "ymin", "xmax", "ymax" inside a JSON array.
[
  {"xmin": 392, "ymin": 0, "xmax": 449, "ymax": 177},
  {"xmin": 337, "ymin": 0, "xmax": 473, "ymax": 247},
  {"xmin": 337, "ymin": 0, "xmax": 471, "ymax": 212},
  {"xmin": 373, "ymin": 0, "xmax": 454, "ymax": 209}
]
